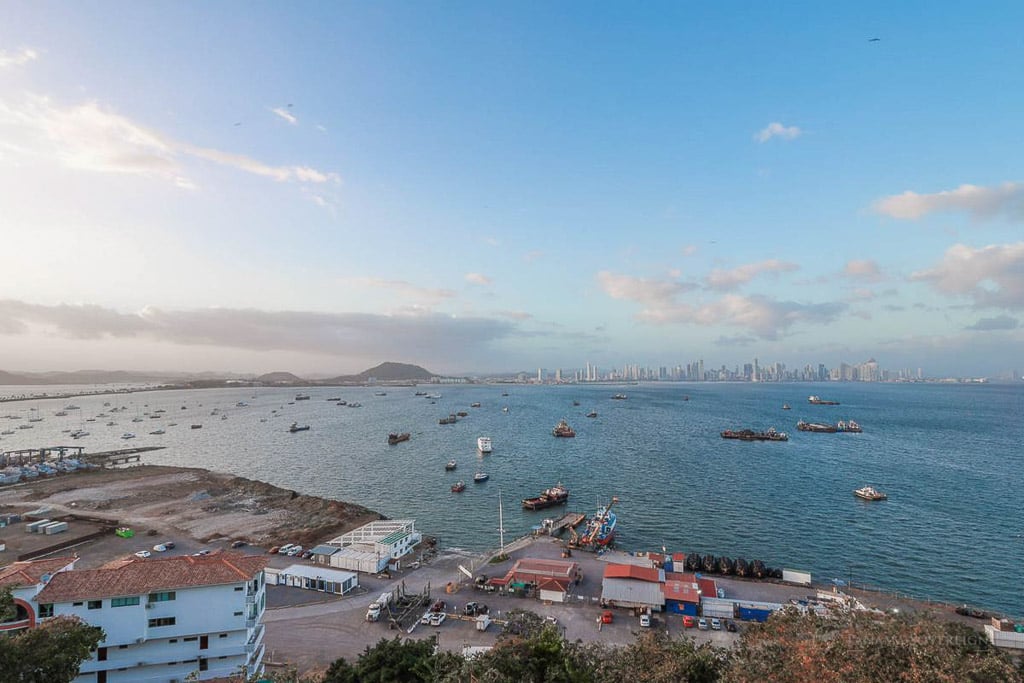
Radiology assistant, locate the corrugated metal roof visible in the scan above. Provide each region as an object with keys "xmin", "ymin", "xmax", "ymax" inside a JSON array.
[
  {"xmin": 310, "ymin": 544, "xmax": 339, "ymax": 555},
  {"xmin": 601, "ymin": 577, "xmax": 665, "ymax": 608},
  {"xmin": 278, "ymin": 564, "xmax": 356, "ymax": 583},
  {"xmin": 602, "ymin": 563, "xmax": 662, "ymax": 583}
]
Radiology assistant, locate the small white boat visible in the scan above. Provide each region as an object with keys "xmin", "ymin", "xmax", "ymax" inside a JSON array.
[
  {"xmin": 477, "ymin": 436, "xmax": 493, "ymax": 453},
  {"xmin": 473, "ymin": 472, "xmax": 489, "ymax": 483},
  {"xmin": 149, "ymin": 429, "xmax": 165, "ymax": 435},
  {"xmin": 854, "ymin": 486, "xmax": 887, "ymax": 501},
  {"xmin": 121, "ymin": 432, "xmax": 136, "ymax": 440}
]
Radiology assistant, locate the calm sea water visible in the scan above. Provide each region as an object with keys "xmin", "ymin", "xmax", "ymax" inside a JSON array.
[{"xmin": 2, "ymin": 381, "xmax": 1022, "ymax": 617}]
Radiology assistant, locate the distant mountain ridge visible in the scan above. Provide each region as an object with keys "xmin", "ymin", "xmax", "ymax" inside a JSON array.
[{"xmin": 325, "ymin": 362, "xmax": 434, "ymax": 383}]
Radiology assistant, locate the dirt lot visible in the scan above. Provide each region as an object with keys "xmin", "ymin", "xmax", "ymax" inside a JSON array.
[{"xmin": 0, "ymin": 465, "xmax": 381, "ymax": 550}]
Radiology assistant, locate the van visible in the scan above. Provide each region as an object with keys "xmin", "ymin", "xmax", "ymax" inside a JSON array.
[{"xmin": 639, "ymin": 612, "xmax": 651, "ymax": 627}]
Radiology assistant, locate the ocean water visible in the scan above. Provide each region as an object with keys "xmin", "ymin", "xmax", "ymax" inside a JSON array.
[{"xmin": 2, "ymin": 381, "xmax": 1022, "ymax": 617}]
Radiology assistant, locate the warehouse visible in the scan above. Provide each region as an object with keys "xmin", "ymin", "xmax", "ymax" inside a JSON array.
[
  {"xmin": 600, "ymin": 563, "xmax": 665, "ymax": 611},
  {"xmin": 323, "ymin": 519, "xmax": 421, "ymax": 574}
]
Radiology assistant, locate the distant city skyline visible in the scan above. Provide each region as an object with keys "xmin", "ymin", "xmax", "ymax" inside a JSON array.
[{"xmin": 1, "ymin": 3, "xmax": 1023, "ymax": 377}]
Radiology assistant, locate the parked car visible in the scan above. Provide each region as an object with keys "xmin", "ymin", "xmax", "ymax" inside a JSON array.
[
  {"xmin": 163, "ymin": 541, "xmax": 175, "ymax": 549},
  {"xmin": 711, "ymin": 618, "xmax": 722, "ymax": 631},
  {"xmin": 230, "ymin": 540, "xmax": 247, "ymax": 549},
  {"xmin": 268, "ymin": 546, "xmax": 280, "ymax": 554},
  {"xmin": 429, "ymin": 612, "xmax": 446, "ymax": 626},
  {"xmin": 601, "ymin": 610, "xmax": 613, "ymax": 624},
  {"xmin": 726, "ymin": 620, "xmax": 738, "ymax": 633},
  {"xmin": 463, "ymin": 602, "xmax": 479, "ymax": 616},
  {"xmin": 301, "ymin": 550, "xmax": 314, "ymax": 559},
  {"xmin": 639, "ymin": 612, "xmax": 651, "ymax": 627},
  {"xmin": 430, "ymin": 600, "xmax": 446, "ymax": 613},
  {"xmin": 544, "ymin": 615, "xmax": 559, "ymax": 626},
  {"xmin": 192, "ymin": 549, "xmax": 211, "ymax": 557},
  {"xmin": 286, "ymin": 545, "xmax": 303, "ymax": 556},
  {"xmin": 277, "ymin": 544, "xmax": 294, "ymax": 555},
  {"xmin": 683, "ymin": 615, "xmax": 695, "ymax": 628},
  {"xmin": 152, "ymin": 544, "xmax": 167, "ymax": 552},
  {"xmin": 134, "ymin": 550, "xmax": 151, "ymax": 558},
  {"xmin": 698, "ymin": 617, "xmax": 709, "ymax": 630}
]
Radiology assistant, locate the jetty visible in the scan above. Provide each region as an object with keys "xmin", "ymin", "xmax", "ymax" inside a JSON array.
[{"xmin": 539, "ymin": 511, "xmax": 586, "ymax": 537}]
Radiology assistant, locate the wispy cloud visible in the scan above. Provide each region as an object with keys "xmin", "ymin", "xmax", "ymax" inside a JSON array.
[
  {"xmin": 754, "ymin": 122, "xmax": 801, "ymax": 143},
  {"xmin": 597, "ymin": 271, "xmax": 694, "ymax": 304},
  {"xmin": 0, "ymin": 94, "xmax": 338, "ymax": 188},
  {"xmin": 872, "ymin": 182, "xmax": 1024, "ymax": 221},
  {"xmin": 0, "ymin": 300, "xmax": 516, "ymax": 364},
  {"xmin": 346, "ymin": 278, "xmax": 456, "ymax": 305},
  {"xmin": 911, "ymin": 242, "xmax": 1024, "ymax": 309},
  {"xmin": 704, "ymin": 259, "xmax": 799, "ymax": 291},
  {"xmin": 0, "ymin": 47, "xmax": 38, "ymax": 69},
  {"xmin": 842, "ymin": 259, "xmax": 884, "ymax": 282},
  {"xmin": 465, "ymin": 273, "xmax": 492, "ymax": 286},
  {"xmin": 965, "ymin": 315, "xmax": 1018, "ymax": 331},
  {"xmin": 271, "ymin": 107, "xmax": 297, "ymax": 125}
]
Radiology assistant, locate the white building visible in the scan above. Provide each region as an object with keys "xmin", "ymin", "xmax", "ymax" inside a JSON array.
[
  {"xmin": 323, "ymin": 519, "xmax": 421, "ymax": 574},
  {"xmin": 1, "ymin": 552, "xmax": 268, "ymax": 683},
  {"xmin": 265, "ymin": 564, "xmax": 358, "ymax": 595}
]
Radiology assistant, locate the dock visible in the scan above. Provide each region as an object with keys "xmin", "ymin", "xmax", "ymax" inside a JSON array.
[
  {"xmin": 83, "ymin": 447, "xmax": 165, "ymax": 468},
  {"xmin": 0, "ymin": 445, "xmax": 164, "ymax": 468},
  {"xmin": 543, "ymin": 511, "xmax": 587, "ymax": 537}
]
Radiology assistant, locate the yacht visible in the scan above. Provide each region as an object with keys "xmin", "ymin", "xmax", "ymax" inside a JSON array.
[{"xmin": 477, "ymin": 436, "xmax": 492, "ymax": 453}]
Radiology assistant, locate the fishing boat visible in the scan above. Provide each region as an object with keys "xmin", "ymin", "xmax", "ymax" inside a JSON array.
[
  {"xmin": 579, "ymin": 497, "xmax": 618, "ymax": 547},
  {"xmin": 121, "ymin": 433, "xmax": 136, "ymax": 440},
  {"xmin": 808, "ymin": 395, "xmax": 840, "ymax": 405},
  {"xmin": 611, "ymin": 394, "xmax": 627, "ymax": 400},
  {"xmin": 585, "ymin": 410, "xmax": 597, "ymax": 418},
  {"xmin": 552, "ymin": 418, "xmax": 576, "ymax": 438},
  {"xmin": 837, "ymin": 420, "xmax": 863, "ymax": 433},
  {"xmin": 473, "ymin": 472, "xmax": 489, "ymax": 483},
  {"xmin": 477, "ymin": 436, "xmax": 492, "ymax": 453},
  {"xmin": 521, "ymin": 484, "xmax": 569, "ymax": 510},
  {"xmin": 288, "ymin": 422, "xmax": 310, "ymax": 433},
  {"xmin": 451, "ymin": 481, "xmax": 466, "ymax": 493},
  {"xmin": 782, "ymin": 404, "xmax": 791, "ymax": 410},
  {"xmin": 388, "ymin": 432, "xmax": 411, "ymax": 445},
  {"xmin": 854, "ymin": 486, "xmax": 887, "ymax": 501},
  {"xmin": 720, "ymin": 427, "xmax": 788, "ymax": 441},
  {"xmin": 149, "ymin": 429, "xmax": 165, "ymax": 435},
  {"xmin": 796, "ymin": 420, "xmax": 838, "ymax": 433},
  {"xmin": 445, "ymin": 460, "xmax": 457, "ymax": 471}
]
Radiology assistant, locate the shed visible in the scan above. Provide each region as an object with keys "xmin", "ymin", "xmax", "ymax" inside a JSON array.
[
  {"xmin": 273, "ymin": 564, "xmax": 358, "ymax": 595},
  {"xmin": 310, "ymin": 544, "xmax": 340, "ymax": 565},
  {"xmin": 662, "ymin": 572, "xmax": 701, "ymax": 615}
]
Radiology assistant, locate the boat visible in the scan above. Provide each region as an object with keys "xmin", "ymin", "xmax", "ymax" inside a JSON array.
[
  {"xmin": 502, "ymin": 406, "xmax": 509, "ymax": 413},
  {"xmin": 585, "ymin": 410, "xmax": 598, "ymax": 418},
  {"xmin": 854, "ymin": 486, "xmax": 887, "ymax": 501},
  {"xmin": 438, "ymin": 414, "xmax": 458, "ymax": 425},
  {"xmin": 470, "ymin": 402, "xmax": 481, "ymax": 408},
  {"xmin": 387, "ymin": 432, "xmax": 411, "ymax": 445},
  {"xmin": 149, "ymin": 429, "xmax": 165, "ymax": 435},
  {"xmin": 477, "ymin": 436, "xmax": 492, "ymax": 453},
  {"xmin": 456, "ymin": 411, "xmax": 469, "ymax": 417},
  {"xmin": 473, "ymin": 472, "xmax": 489, "ymax": 483},
  {"xmin": 54, "ymin": 411, "xmax": 68, "ymax": 417},
  {"xmin": 579, "ymin": 497, "xmax": 618, "ymax": 546},
  {"xmin": 796, "ymin": 420, "xmax": 838, "ymax": 433},
  {"xmin": 289, "ymin": 422, "xmax": 311, "ymax": 433},
  {"xmin": 808, "ymin": 395, "xmax": 840, "ymax": 405},
  {"xmin": 552, "ymin": 418, "xmax": 576, "ymax": 438},
  {"xmin": 347, "ymin": 402, "xmax": 362, "ymax": 408},
  {"xmin": 611, "ymin": 394, "xmax": 627, "ymax": 400},
  {"xmin": 521, "ymin": 484, "xmax": 569, "ymax": 510},
  {"xmin": 191, "ymin": 424, "xmax": 202, "ymax": 429},
  {"xmin": 837, "ymin": 420, "xmax": 863, "ymax": 433},
  {"xmin": 295, "ymin": 394, "xmax": 311, "ymax": 401},
  {"xmin": 121, "ymin": 433, "xmax": 136, "ymax": 440},
  {"xmin": 572, "ymin": 400, "xmax": 580, "ymax": 407},
  {"xmin": 375, "ymin": 392, "xmax": 387, "ymax": 396},
  {"xmin": 451, "ymin": 481, "xmax": 466, "ymax": 493},
  {"xmin": 782, "ymin": 404, "xmax": 791, "ymax": 410},
  {"xmin": 502, "ymin": 392, "xmax": 509, "ymax": 397},
  {"xmin": 327, "ymin": 397, "xmax": 342, "ymax": 401},
  {"xmin": 720, "ymin": 427, "xmax": 788, "ymax": 441},
  {"xmin": 445, "ymin": 460, "xmax": 457, "ymax": 471}
]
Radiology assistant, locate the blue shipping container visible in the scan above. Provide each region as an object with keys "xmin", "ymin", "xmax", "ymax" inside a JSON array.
[
  {"xmin": 666, "ymin": 600, "xmax": 698, "ymax": 616},
  {"xmin": 738, "ymin": 606, "xmax": 773, "ymax": 622}
]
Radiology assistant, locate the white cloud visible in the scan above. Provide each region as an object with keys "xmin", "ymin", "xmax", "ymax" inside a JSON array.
[
  {"xmin": 636, "ymin": 294, "xmax": 845, "ymax": 340},
  {"xmin": 754, "ymin": 122, "xmax": 801, "ymax": 143},
  {"xmin": 0, "ymin": 93, "xmax": 338, "ymax": 187},
  {"xmin": 465, "ymin": 273, "xmax": 492, "ymax": 286},
  {"xmin": 0, "ymin": 47, "xmax": 38, "ymax": 69},
  {"xmin": 597, "ymin": 271, "xmax": 692, "ymax": 304},
  {"xmin": 271, "ymin": 107, "xmax": 297, "ymax": 125},
  {"xmin": 911, "ymin": 242, "xmax": 1024, "ymax": 309},
  {"xmin": 704, "ymin": 259, "xmax": 799, "ymax": 291},
  {"xmin": 842, "ymin": 259, "xmax": 884, "ymax": 282},
  {"xmin": 872, "ymin": 182, "xmax": 1024, "ymax": 221}
]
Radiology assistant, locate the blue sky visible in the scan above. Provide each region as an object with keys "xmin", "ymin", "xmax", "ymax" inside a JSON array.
[{"xmin": 1, "ymin": 2, "xmax": 1023, "ymax": 376}]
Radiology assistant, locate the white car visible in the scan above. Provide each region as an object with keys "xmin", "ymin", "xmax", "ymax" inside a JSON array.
[
  {"xmin": 134, "ymin": 550, "xmax": 151, "ymax": 559},
  {"xmin": 429, "ymin": 612, "xmax": 446, "ymax": 626},
  {"xmin": 286, "ymin": 545, "xmax": 303, "ymax": 556},
  {"xmin": 711, "ymin": 618, "xmax": 722, "ymax": 631},
  {"xmin": 152, "ymin": 544, "xmax": 167, "ymax": 552}
]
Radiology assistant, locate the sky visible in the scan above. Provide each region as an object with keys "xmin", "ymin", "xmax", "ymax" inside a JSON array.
[{"xmin": 1, "ymin": 1, "xmax": 1023, "ymax": 377}]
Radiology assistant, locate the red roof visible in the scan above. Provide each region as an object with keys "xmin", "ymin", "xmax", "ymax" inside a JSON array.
[
  {"xmin": 671, "ymin": 552, "xmax": 686, "ymax": 563},
  {"xmin": 665, "ymin": 571, "xmax": 697, "ymax": 583},
  {"xmin": 536, "ymin": 578, "xmax": 570, "ymax": 593},
  {"xmin": 662, "ymin": 577, "xmax": 701, "ymax": 603},
  {"xmin": 0, "ymin": 557, "xmax": 77, "ymax": 589},
  {"xmin": 36, "ymin": 552, "xmax": 267, "ymax": 603},
  {"xmin": 511, "ymin": 558, "xmax": 579, "ymax": 579},
  {"xmin": 602, "ymin": 563, "xmax": 661, "ymax": 583},
  {"xmin": 698, "ymin": 577, "xmax": 718, "ymax": 599},
  {"xmin": 647, "ymin": 552, "xmax": 664, "ymax": 565}
]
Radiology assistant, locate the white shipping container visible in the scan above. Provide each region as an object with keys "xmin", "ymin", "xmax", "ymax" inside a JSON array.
[
  {"xmin": 26, "ymin": 519, "xmax": 50, "ymax": 533},
  {"xmin": 700, "ymin": 597, "xmax": 737, "ymax": 619},
  {"xmin": 44, "ymin": 521, "xmax": 69, "ymax": 535},
  {"xmin": 782, "ymin": 569, "xmax": 812, "ymax": 585},
  {"xmin": 986, "ymin": 625, "xmax": 1024, "ymax": 650}
]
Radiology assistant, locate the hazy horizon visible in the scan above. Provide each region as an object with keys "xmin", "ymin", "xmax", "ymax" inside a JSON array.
[{"xmin": 2, "ymin": 3, "xmax": 1023, "ymax": 377}]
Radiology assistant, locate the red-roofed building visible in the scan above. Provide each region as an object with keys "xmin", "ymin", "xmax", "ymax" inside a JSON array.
[
  {"xmin": 698, "ymin": 577, "xmax": 719, "ymax": 601},
  {"xmin": 0, "ymin": 556, "xmax": 77, "ymax": 632},
  {"xmin": 496, "ymin": 557, "xmax": 581, "ymax": 602},
  {"xmin": 662, "ymin": 571, "xmax": 701, "ymax": 616},
  {"xmin": 601, "ymin": 562, "xmax": 665, "ymax": 610},
  {"xmin": 1, "ymin": 552, "xmax": 268, "ymax": 682}
]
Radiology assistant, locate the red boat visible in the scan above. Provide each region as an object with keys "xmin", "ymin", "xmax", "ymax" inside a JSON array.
[
  {"xmin": 522, "ymin": 484, "xmax": 569, "ymax": 510},
  {"xmin": 552, "ymin": 418, "xmax": 576, "ymax": 438},
  {"xmin": 451, "ymin": 481, "xmax": 466, "ymax": 493}
]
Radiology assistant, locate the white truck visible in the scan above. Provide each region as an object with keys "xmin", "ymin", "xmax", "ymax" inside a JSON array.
[
  {"xmin": 475, "ymin": 614, "xmax": 491, "ymax": 631},
  {"xmin": 365, "ymin": 591, "xmax": 393, "ymax": 622}
]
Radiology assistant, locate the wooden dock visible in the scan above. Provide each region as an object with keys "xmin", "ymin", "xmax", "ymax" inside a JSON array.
[
  {"xmin": 545, "ymin": 511, "xmax": 586, "ymax": 536},
  {"xmin": 83, "ymin": 446, "xmax": 165, "ymax": 467}
]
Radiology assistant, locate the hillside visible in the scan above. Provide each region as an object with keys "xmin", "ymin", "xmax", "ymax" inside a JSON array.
[
  {"xmin": 256, "ymin": 371, "xmax": 306, "ymax": 384},
  {"xmin": 322, "ymin": 361, "xmax": 434, "ymax": 383}
]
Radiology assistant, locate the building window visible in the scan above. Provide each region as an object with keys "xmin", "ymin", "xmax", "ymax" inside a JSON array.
[
  {"xmin": 218, "ymin": 633, "xmax": 228, "ymax": 638},
  {"xmin": 38, "ymin": 603, "xmax": 54, "ymax": 618},
  {"xmin": 111, "ymin": 597, "xmax": 140, "ymax": 608},
  {"xmin": 234, "ymin": 586, "xmax": 243, "ymax": 591},
  {"xmin": 183, "ymin": 636, "xmax": 198, "ymax": 642},
  {"xmin": 148, "ymin": 617, "xmax": 176, "ymax": 627},
  {"xmin": 147, "ymin": 591, "xmax": 176, "ymax": 603},
  {"xmin": 88, "ymin": 600, "xmax": 102, "ymax": 610},
  {"xmin": 72, "ymin": 601, "xmax": 83, "ymax": 607},
  {"xmin": 199, "ymin": 658, "xmax": 208, "ymax": 672}
]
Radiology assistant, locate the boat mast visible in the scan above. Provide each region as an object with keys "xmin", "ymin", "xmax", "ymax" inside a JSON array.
[{"xmin": 498, "ymin": 489, "xmax": 505, "ymax": 554}]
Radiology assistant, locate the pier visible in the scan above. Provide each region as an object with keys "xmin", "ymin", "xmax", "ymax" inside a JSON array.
[
  {"xmin": 83, "ymin": 447, "xmax": 165, "ymax": 468},
  {"xmin": 540, "ymin": 511, "xmax": 587, "ymax": 537},
  {"xmin": 0, "ymin": 445, "xmax": 164, "ymax": 468}
]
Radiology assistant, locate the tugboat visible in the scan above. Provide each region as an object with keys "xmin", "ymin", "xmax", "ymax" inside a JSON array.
[
  {"xmin": 445, "ymin": 460, "xmax": 457, "ymax": 471},
  {"xmin": 808, "ymin": 395, "xmax": 840, "ymax": 405},
  {"xmin": 720, "ymin": 427, "xmax": 789, "ymax": 441},
  {"xmin": 837, "ymin": 420, "xmax": 863, "ymax": 433},
  {"xmin": 521, "ymin": 484, "xmax": 570, "ymax": 510},
  {"xmin": 387, "ymin": 432, "xmax": 411, "ymax": 445},
  {"xmin": 451, "ymin": 481, "xmax": 466, "ymax": 493},
  {"xmin": 796, "ymin": 420, "xmax": 838, "ymax": 433},
  {"xmin": 854, "ymin": 486, "xmax": 887, "ymax": 501},
  {"xmin": 289, "ymin": 422, "xmax": 311, "ymax": 433},
  {"xmin": 552, "ymin": 418, "xmax": 576, "ymax": 438}
]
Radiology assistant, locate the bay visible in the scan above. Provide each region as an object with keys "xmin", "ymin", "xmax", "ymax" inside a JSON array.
[{"xmin": 2, "ymin": 381, "xmax": 1022, "ymax": 617}]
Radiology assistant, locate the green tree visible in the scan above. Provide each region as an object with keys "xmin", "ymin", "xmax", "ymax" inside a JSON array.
[
  {"xmin": 324, "ymin": 636, "xmax": 440, "ymax": 683},
  {"xmin": 591, "ymin": 630, "xmax": 727, "ymax": 683},
  {"xmin": 0, "ymin": 587, "xmax": 105, "ymax": 683}
]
